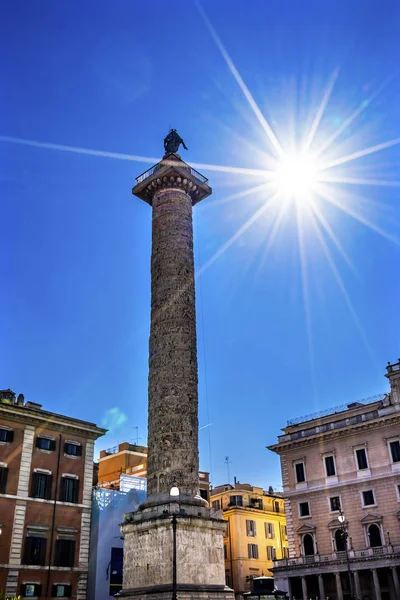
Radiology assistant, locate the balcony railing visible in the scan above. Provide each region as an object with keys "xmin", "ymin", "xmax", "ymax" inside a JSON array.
[
  {"xmin": 273, "ymin": 545, "xmax": 400, "ymax": 568},
  {"xmin": 135, "ymin": 161, "xmax": 208, "ymax": 185}
]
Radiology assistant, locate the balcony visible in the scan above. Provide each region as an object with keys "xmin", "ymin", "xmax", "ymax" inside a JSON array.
[{"xmin": 273, "ymin": 545, "xmax": 400, "ymax": 569}]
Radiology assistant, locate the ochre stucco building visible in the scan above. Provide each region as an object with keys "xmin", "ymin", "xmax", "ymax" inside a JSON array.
[
  {"xmin": 269, "ymin": 359, "xmax": 400, "ymax": 600},
  {"xmin": 210, "ymin": 482, "xmax": 288, "ymax": 597},
  {"xmin": 0, "ymin": 389, "xmax": 106, "ymax": 599}
]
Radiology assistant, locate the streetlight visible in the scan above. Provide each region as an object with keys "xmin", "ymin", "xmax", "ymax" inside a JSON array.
[
  {"xmin": 338, "ymin": 510, "xmax": 356, "ymax": 600},
  {"xmin": 170, "ymin": 481, "xmax": 179, "ymax": 600}
]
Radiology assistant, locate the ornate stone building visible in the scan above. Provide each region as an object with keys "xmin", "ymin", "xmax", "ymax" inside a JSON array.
[
  {"xmin": 119, "ymin": 148, "xmax": 234, "ymax": 599},
  {"xmin": 210, "ymin": 482, "xmax": 288, "ymax": 597},
  {"xmin": 268, "ymin": 359, "xmax": 400, "ymax": 600},
  {"xmin": 0, "ymin": 389, "xmax": 106, "ymax": 599}
]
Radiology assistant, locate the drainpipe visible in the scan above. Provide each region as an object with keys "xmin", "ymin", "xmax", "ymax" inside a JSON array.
[{"xmin": 45, "ymin": 433, "xmax": 62, "ymax": 600}]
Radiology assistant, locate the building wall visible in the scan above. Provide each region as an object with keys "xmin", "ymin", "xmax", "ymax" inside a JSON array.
[
  {"xmin": 210, "ymin": 484, "xmax": 288, "ymax": 597},
  {"xmin": 0, "ymin": 394, "xmax": 105, "ymax": 600},
  {"xmin": 268, "ymin": 360, "xmax": 400, "ymax": 600}
]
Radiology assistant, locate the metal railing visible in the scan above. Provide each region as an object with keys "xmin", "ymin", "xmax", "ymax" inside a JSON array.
[
  {"xmin": 273, "ymin": 545, "xmax": 400, "ymax": 568},
  {"xmin": 135, "ymin": 160, "xmax": 208, "ymax": 185},
  {"xmin": 287, "ymin": 393, "xmax": 386, "ymax": 426}
]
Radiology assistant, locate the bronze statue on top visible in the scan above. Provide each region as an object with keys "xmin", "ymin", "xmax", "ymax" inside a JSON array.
[{"xmin": 164, "ymin": 129, "xmax": 188, "ymax": 154}]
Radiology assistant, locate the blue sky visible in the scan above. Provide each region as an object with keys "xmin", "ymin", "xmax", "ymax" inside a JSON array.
[{"xmin": 1, "ymin": 0, "xmax": 400, "ymax": 491}]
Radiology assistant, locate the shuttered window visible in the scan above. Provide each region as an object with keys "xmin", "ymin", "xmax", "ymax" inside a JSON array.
[
  {"xmin": 31, "ymin": 473, "xmax": 52, "ymax": 500},
  {"xmin": 0, "ymin": 428, "xmax": 14, "ymax": 443},
  {"xmin": 0, "ymin": 466, "xmax": 8, "ymax": 494},
  {"xmin": 23, "ymin": 537, "xmax": 47, "ymax": 566},
  {"xmin": 246, "ymin": 520, "xmax": 256, "ymax": 537},
  {"xmin": 36, "ymin": 437, "xmax": 56, "ymax": 451},
  {"xmin": 60, "ymin": 477, "xmax": 79, "ymax": 503},
  {"xmin": 52, "ymin": 584, "xmax": 72, "ymax": 597},
  {"xmin": 64, "ymin": 443, "xmax": 82, "ymax": 456},
  {"xmin": 54, "ymin": 539, "xmax": 76, "ymax": 567}
]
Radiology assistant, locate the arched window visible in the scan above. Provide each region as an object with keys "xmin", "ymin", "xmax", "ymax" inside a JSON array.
[
  {"xmin": 303, "ymin": 533, "xmax": 315, "ymax": 556},
  {"xmin": 368, "ymin": 524, "xmax": 382, "ymax": 548},
  {"xmin": 334, "ymin": 529, "xmax": 346, "ymax": 552}
]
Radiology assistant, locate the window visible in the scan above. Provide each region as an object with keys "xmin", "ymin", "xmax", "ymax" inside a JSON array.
[
  {"xmin": 266, "ymin": 546, "xmax": 276, "ymax": 560},
  {"xmin": 330, "ymin": 496, "xmax": 341, "ymax": 512},
  {"xmin": 52, "ymin": 584, "xmax": 72, "ymax": 598},
  {"xmin": 299, "ymin": 501, "xmax": 310, "ymax": 517},
  {"xmin": 246, "ymin": 520, "xmax": 256, "ymax": 537},
  {"xmin": 334, "ymin": 529, "xmax": 346, "ymax": 552},
  {"xmin": 199, "ymin": 488, "xmax": 208, "ymax": 501},
  {"xmin": 324, "ymin": 455, "xmax": 336, "ymax": 477},
  {"xmin": 31, "ymin": 472, "xmax": 52, "ymax": 500},
  {"xmin": 109, "ymin": 547, "xmax": 123, "ymax": 596},
  {"xmin": 247, "ymin": 543, "xmax": 258, "ymax": 559},
  {"xmin": 64, "ymin": 442, "xmax": 82, "ymax": 456},
  {"xmin": 0, "ymin": 466, "xmax": 8, "ymax": 494},
  {"xmin": 0, "ymin": 428, "xmax": 14, "ymax": 443},
  {"xmin": 396, "ymin": 484, "xmax": 400, "ymax": 501},
  {"xmin": 60, "ymin": 477, "xmax": 79, "ymax": 503},
  {"xmin": 356, "ymin": 448, "xmax": 369, "ymax": 470},
  {"xmin": 294, "ymin": 462, "xmax": 306, "ymax": 483},
  {"xmin": 265, "ymin": 522, "xmax": 275, "ymax": 539},
  {"xmin": 303, "ymin": 533, "xmax": 315, "ymax": 556},
  {"xmin": 20, "ymin": 584, "xmax": 42, "ymax": 597},
  {"xmin": 36, "ymin": 437, "xmax": 56, "ymax": 451},
  {"xmin": 389, "ymin": 440, "xmax": 400, "ymax": 463},
  {"xmin": 229, "ymin": 495, "xmax": 243, "ymax": 506},
  {"xmin": 362, "ymin": 490, "xmax": 375, "ymax": 506},
  {"xmin": 368, "ymin": 523, "xmax": 382, "ymax": 548},
  {"xmin": 274, "ymin": 501, "xmax": 280, "ymax": 513},
  {"xmin": 282, "ymin": 546, "xmax": 289, "ymax": 558},
  {"xmin": 212, "ymin": 499, "xmax": 221, "ymax": 510},
  {"xmin": 281, "ymin": 525, "xmax": 288, "ymax": 540},
  {"xmin": 23, "ymin": 537, "xmax": 47, "ymax": 566},
  {"xmin": 54, "ymin": 539, "xmax": 76, "ymax": 567}
]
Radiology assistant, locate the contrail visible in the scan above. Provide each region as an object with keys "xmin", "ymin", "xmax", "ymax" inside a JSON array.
[{"xmin": 0, "ymin": 134, "xmax": 270, "ymax": 178}]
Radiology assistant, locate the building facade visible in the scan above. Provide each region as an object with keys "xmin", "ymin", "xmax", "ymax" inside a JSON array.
[
  {"xmin": 87, "ymin": 484, "xmax": 146, "ymax": 600},
  {"xmin": 0, "ymin": 389, "xmax": 106, "ymax": 599},
  {"xmin": 98, "ymin": 441, "xmax": 211, "ymax": 502},
  {"xmin": 268, "ymin": 359, "xmax": 400, "ymax": 600},
  {"xmin": 210, "ymin": 482, "xmax": 288, "ymax": 598}
]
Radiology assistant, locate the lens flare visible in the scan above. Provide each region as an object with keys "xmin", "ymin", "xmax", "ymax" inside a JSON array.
[{"xmin": 273, "ymin": 151, "xmax": 321, "ymax": 203}]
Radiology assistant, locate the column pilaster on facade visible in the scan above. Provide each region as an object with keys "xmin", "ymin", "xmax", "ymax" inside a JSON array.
[
  {"xmin": 335, "ymin": 572, "xmax": 344, "ymax": 600},
  {"xmin": 301, "ymin": 576, "xmax": 308, "ymax": 600},
  {"xmin": 392, "ymin": 567, "xmax": 400, "ymax": 600},
  {"xmin": 353, "ymin": 570, "xmax": 361, "ymax": 600},
  {"xmin": 16, "ymin": 425, "xmax": 35, "ymax": 496},
  {"xmin": 372, "ymin": 569, "xmax": 382, "ymax": 600},
  {"xmin": 318, "ymin": 574, "xmax": 325, "ymax": 600}
]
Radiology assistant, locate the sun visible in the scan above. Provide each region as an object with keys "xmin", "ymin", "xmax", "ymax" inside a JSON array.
[{"xmin": 273, "ymin": 151, "xmax": 322, "ymax": 203}]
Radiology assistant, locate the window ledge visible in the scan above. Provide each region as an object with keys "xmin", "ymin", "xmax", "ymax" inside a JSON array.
[
  {"xmin": 362, "ymin": 504, "xmax": 377, "ymax": 509},
  {"xmin": 299, "ymin": 515, "xmax": 312, "ymax": 519},
  {"xmin": 357, "ymin": 469, "xmax": 371, "ymax": 478},
  {"xmin": 295, "ymin": 482, "xmax": 308, "ymax": 490},
  {"xmin": 325, "ymin": 476, "xmax": 338, "ymax": 485},
  {"xmin": 391, "ymin": 463, "xmax": 400, "ymax": 472}
]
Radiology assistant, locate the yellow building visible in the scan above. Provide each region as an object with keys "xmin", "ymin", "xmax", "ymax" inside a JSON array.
[{"xmin": 210, "ymin": 482, "xmax": 288, "ymax": 597}]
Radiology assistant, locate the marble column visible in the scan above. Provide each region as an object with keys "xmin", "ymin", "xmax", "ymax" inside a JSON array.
[
  {"xmin": 353, "ymin": 570, "xmax": 361, "ymax": 600},
  {"xmin": 335, "ymin": 572, "xmax": 344, "ymax": 600},
  {"xmin": 372, "ymin": 569, "xmax": 382, "ymax": 600},
  {"xmin": 318, "ymin": 574, "xmax": 325, "ymax": 600},
  {"xmin": 301, "ymin": 576, "xmax": 308, "ymax": 600},
  {"xmin": 392, "ymin": 567, "xmax": 400, "ymax": 600}
]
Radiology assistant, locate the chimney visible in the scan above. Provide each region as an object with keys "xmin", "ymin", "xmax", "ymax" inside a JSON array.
[{"xmin": 17, "ymin": 394, "xmax": 24, "ymax": 406}]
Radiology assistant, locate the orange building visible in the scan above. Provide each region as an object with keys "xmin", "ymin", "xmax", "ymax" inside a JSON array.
[{"xmin": 98, "ymin": 442, "xmax": 210, "ymax": 501}]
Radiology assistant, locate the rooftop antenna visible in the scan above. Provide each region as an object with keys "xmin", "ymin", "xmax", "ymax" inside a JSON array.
[
  {"xmin": 132, "ymin": 426, "xmax": 141, "ymax": 446},
  {"xmin": 224, "ymin": 456, "xmax": 231, "ymax": 484}
]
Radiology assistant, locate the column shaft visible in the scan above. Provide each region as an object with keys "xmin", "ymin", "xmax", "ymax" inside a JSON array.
[
  {"xmin": 372, "ymin": 569, "xmax": 382, "ymax": 600},
  {"xmin": 335, "ymin": 572, "xmax": 344, "ymax": 600},
  {"xmin": 318, "ymin": 574, "xmax": 325, "ymax": 600},
  {"xmin": 147, "ymin": 187, "xmax": 199, "ymax": 499},
  {"xmin": 354, "ymin": 570, "xmax": 361, "ymax": 600},
  {"xmin": 301, "ymin": 576, "xmax": 308, "ymax": 600},
  {"xmin": 392, "ymin": 567, "xmax": 400, "ymax": 600}
]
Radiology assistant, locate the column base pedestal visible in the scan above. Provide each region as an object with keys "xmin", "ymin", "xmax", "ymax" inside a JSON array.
[{"xmin": 117, "ymin": 583, "xmax": 234, "ymax": 600}]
